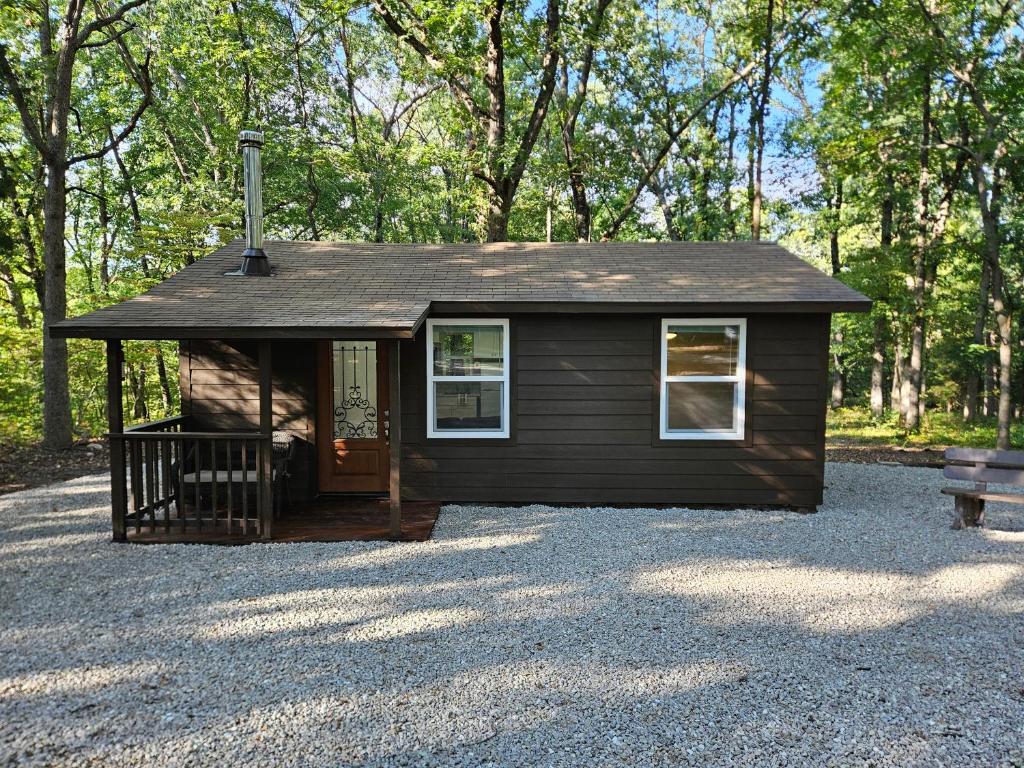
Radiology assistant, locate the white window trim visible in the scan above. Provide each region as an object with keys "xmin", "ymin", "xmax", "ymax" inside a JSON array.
[
  {"xmin": 659, "ymin": 317, "xmax": 747, "ymax": 441},
  {"xmin": 426, "ymin": 318, "xmax": 510, "ymax": 439}
]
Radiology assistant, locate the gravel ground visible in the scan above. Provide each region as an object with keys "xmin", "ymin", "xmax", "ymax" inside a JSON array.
[{"xmin": 1, "ymin": 463, "xmax": 1022, "ymax": 768}]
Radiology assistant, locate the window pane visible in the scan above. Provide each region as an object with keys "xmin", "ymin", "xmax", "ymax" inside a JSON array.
[
  {"xmin": 434, "ymin": 381, "xmax": 503, "ymax": 431},
  {"xmin": 666, "ymin": 381, "xmax": 736, "ymax": 432},
  {"xmin": 433, "ymin": 324, "xmax": 504, "ymax": 376},
  {"xmin": 666, "ymin": 325, "xmax": 739, "ymax": 376},
  {"xmin": 332, "ymin": 342, "xmax": 378, "ymax": 439}
]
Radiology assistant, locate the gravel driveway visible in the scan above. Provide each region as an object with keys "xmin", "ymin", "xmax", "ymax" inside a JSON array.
[{"xmin": 1, "ymin": 463, "xmax": 1022, "ymax": 767}]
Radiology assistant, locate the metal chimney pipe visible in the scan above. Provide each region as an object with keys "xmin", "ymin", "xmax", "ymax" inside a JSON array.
[{"xmin": 233, "ymin": 129, "xmax": 271, "ymax": 276}]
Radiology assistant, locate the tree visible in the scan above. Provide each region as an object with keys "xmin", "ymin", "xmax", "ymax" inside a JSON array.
[
  {"xmin": 0, "ymin": 0, "xmax": 152, "ymax": 448},
  {"xmin": 372, "ymin": 0, "xmax": 561, "ymax": 241},
  {"xmin": 748, "ymin": 0, "xmax": 775, "ymax": 240},
  {"xmin": 594, "ymin": 0, "xmax": 813, "ymax": 241},
  {"xmin": 0, "ymin": 157, "xmax": 33, "ymax": 328},
  {"xmin": 555, "ymin": 0, "xmax": 612, "ymax": 242},
  {"xmin": 924, "ymin": 0, "xmax": 1023, "ymax": 448}
]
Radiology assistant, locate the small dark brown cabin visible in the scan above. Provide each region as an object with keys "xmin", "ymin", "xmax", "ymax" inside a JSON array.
[
  {"xmin": 52, "ymin": 130, "xmax": 870, "ymax": 543},
  {"xmin": 53, "ymin": 237, "xmax": 870, "ymax": 543}
]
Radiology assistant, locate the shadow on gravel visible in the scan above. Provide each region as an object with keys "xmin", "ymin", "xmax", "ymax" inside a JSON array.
[{"xmin": 1, "ymin": 465, "xmax": 1023, "ymax": 766}]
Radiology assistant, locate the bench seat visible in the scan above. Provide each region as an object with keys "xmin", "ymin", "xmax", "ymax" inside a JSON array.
[
  {"xmin": 942, "ymin": 447, "xmax": 1024, "ymax": 529},
  {"xmin": 940, "ymin": 487, "xmax": 1024, "ymax": 505}
]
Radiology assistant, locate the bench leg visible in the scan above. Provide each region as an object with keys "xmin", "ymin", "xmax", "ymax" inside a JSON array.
[{"xmin": 952, "ymin": 496, "xmax": 985, "ymax": 529}]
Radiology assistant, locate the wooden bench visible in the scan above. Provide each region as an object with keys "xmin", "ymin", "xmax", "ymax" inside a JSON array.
[{"xmin": 941, "ymin": 447, "xmax": 1024, "ymax": 529}]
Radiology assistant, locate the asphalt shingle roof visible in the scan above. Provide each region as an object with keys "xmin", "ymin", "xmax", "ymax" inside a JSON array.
[{"xmin": 54, "ymin": 239, "xmax": 871, "ymax": 339}]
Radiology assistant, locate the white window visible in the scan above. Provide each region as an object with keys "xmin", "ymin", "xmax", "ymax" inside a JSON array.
[
  {"xmin": 427, "ymin": 319, "xmax": 510, "ymax": 438},
  {"xmin": 659, "ymin": 318, "xmax": 746, "ymax": 440}
]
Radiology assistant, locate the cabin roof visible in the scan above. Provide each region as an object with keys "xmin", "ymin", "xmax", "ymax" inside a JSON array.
[{"xmin": 52, "ymin": 239, "xmax": 871, "ymax": 339}]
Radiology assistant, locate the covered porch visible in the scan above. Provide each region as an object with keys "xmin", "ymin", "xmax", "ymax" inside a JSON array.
[{"xmin": 104, "ymin": 337, "xmax": 419, "ymax": 544}]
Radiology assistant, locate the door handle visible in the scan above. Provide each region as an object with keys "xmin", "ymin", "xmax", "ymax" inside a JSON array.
[{"xmin": 383, "ymin": 409, "xmax": 390, "ymax": 444}]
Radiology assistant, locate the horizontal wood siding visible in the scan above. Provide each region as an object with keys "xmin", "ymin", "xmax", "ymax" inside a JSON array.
[
  {"xmin": 180, "ymin": 340, "xmax": 317, "ymax": 501},
  {"xmin": 179, "ymin": 313, "xmax": 829, "ymax": 508},
  {"xmin": 400, "ymin": 313, "xmax": 829, "ymax": 507}
]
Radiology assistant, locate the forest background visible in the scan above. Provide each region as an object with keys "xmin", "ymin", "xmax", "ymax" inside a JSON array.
[{"xmin": 1, "ymin": 0, "xmax": 1021, "ymax": 457}]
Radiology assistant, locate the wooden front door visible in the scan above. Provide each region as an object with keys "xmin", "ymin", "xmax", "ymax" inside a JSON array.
[{"xmin": 317, "ymin": 341, "xmax": 390, "ymax": 493}]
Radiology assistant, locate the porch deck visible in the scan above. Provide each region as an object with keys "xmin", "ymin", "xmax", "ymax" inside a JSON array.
[
  {"xmin": 125, "ymin": 496, "xmax": 440, "ymax": 545},
  {"xmin": 105, "ymin": 338, "xmax": 410, "ymax": 545}
]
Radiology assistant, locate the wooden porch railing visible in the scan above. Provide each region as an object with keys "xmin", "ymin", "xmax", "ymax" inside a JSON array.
[{"xmin": 108, "ymin": 415, "xmax": 273, "ymax": 541}]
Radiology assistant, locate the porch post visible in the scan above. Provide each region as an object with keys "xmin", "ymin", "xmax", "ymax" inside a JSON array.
[
  {"xmin": 389, "ymin": 339, "xmax": 402, "ymax": 540},
  {"xmin": 106, "ymin": 339, "xmax": 127, "ymax": 541},
  {"xmin": 258, "ymin": 340, "xmax": 273, "ymax": 540}
]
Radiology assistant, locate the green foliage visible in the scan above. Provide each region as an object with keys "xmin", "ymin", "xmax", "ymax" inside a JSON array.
[
  {"xmin": 828, "ymin": 407, "xmax": 1024, "ymax": 451},
  {"xmin": 0, "ymin": 323, "xmax": 42, "ymax": 442}
]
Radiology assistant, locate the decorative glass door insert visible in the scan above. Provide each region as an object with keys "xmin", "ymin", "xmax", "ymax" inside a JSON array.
[{"xmin": 331, "ymin": 342, "xmax": 379, "ymax": 439}]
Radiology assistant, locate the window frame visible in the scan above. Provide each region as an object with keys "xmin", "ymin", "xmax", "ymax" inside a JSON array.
[
  {"xmin": 659, "ymin": 317, "xmax": 747, "ymax": 441},
  {"xmin": 426, "ymin": 318, "xmax": 511, "ymax": 439}
]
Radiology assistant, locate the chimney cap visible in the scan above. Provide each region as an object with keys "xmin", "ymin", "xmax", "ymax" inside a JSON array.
[{"xmin": 238, "ymin": 129, "xmax": 264, "ymax": 148}]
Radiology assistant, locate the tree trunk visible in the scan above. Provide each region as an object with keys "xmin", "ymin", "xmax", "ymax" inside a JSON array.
[
  {"xmin": 486, "ymin": 189, "xmax": 511, "ymax": 242},
  {"xmin": 483, "ymin": 1, "xmax": 508, "ymax": 243},
  {"xmin": 0, "ymin": 263, "xmax": 31, "ymax": 328},
  {"xmin": 375, "ymin": 0, "xmax": 559, "ymax": 244},
  {"xmin": 41, "ymin": 159, "xmax": 72, "ymax": 449},
  {"xmin": 155, "ymin": 347, "xmax": 173, "ymax": 414},
  {"xmin": 651, "ymin": 173, "xmax": 680, "ymax": 241},
  {"xmin": 694, "ymin": 111, "xmax": 717, "ymax": 240},
  {"xmin": 985, "ymin": 240, "xmax": 1012, "ymax": 449},
  {"xmin": 900, "ymin": 356, "xmax": 913, "ymax": 427},
  {"xmin": 992, "ymin": 290, "xmax": 1012, "ymax": 449},
  {"xmin": 558, "ymin": 0, "xmax": 608, "ymax": 242},
  {"xmin": 750, "ymin": 0, "xmax": 775, "ymax": 241},
  {"xmin": 305, "ymin": 164, "xmax": 321, "ymax": 241},
  {"xmin": 881, "ymin": 172, "xmax": 894, "ymax": 250},
  {"xmin": 566, "ymin": 166, "xmax": 591, "ymax": 241},
  {"xmin": 97, "ymin": 160, "xmax": 112, "ymax": 292},
  {"xmin": 127, "ymin": 360, "xmax": 148, "ymax": 421},
  {"xmin": 159, "ymin": 126, "xmax": 190, "ymax": 182},
  {"xmin": 724, "ymin": 99, "xmax": 738, "ymax": 239},
  {"xmin": 890, "ymin": 341, "xmax": 903, "ymax": 414},
  {"xmin": 828, "ymin": 177, "xmax": 843, "ymax": 274},
  {"xmin": 12, "ymin": 196, "xmax": 46, "ymax": 309},
  {"xmin": 970, "ymin": 145, "xmax": 1011, "ymax": 447},
  {"xmin": 827, "ymin": 177, "xmax": 844, "ymax": 409},
  {"xmin": 830, "ymin": 343, "xmax": 845, "ymax": 409},
  {"xmin": 110, "ymin": 131, "xmax": 147, "ymax": 273},
  {"xmin": 905, "ymin": 310, "xmax": 926, "ymax": 430},
  {"xmin": 545, "ymin": 185, "xmax": 553, "ymax": 242},
  {"xmin": 288, "ymin": 16, "xmax": 321, "ymax": 241},
  {"xmin": 904, "ymin": 67, "xmax": 932, "ymax": 433},
  {"xmin": 964, "ymin": 365, "xmax": 980, "ymax": 420},
  {"xmin": 963, "ymin": 260, "xmax": 990, "ymax": 421},
  {"xmin": 919, "ymin": 347, "xmax": 927, "ymax": 421},
  {"xmin": 558, "ymin": 57, "xmax": 592, "ymax": 243},
  {"xmin": 873, "ymin": 174, "xmax": 892, "ymax": 420},
  {"xmin": 984, "ymin": 331, "xmax": 996, "ymax": 416},
  {"xmin": 746, "ymin": 83, "xmax": 756, "ymax": 237},
  {"xmin": 373, "ymin": 193, "xmax": 385, "ymax": 243},
  {"xmin": 870, "ymin": 315, "xmax": 885, "ymax": 418}
]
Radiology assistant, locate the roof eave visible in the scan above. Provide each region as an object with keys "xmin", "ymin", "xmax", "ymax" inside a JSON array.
[
  {"xmin": 48, "ymin": 324, "xmax": 419, "ymax": 341},
  {"xmin": 427, "ymin": 299, "xmax": 872, "ymax": 315},
  {"xmin": 51, "ymin": 298, "xmax": 871, "ymax": 340}
]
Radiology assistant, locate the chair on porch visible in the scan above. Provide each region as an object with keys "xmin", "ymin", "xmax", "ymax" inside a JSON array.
[{"xmin": 174, "ymin": 431, "xmax": 297, "ymax": 519}]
